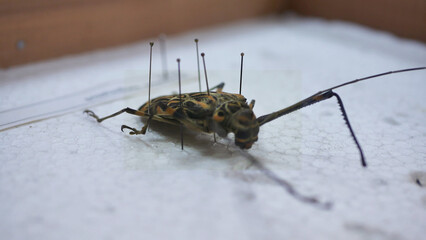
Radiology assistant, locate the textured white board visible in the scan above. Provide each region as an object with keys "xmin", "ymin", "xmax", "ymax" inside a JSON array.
[{"xmin": 1, "ymin": 15, "xmax": 426, "ymax": 240}]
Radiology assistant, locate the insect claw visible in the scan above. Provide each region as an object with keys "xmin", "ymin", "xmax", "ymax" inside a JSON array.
[
  {"xmin": 120, "ymin": 125, "xmax": 126, "ymax": 132},
  {"xmin": 121, "ymin": 125, "xmax": 135, "ymax": 133},
  {"xmin": 84, "ymin": 110, "xmax": 101, "ymax": 122},
  {"xmin": 121, "ymin": 124, "xmax": 146, "ymax": 135},
  {"xmin": 83, "ymin": 109, "xmax": 93, "ymax": 116}
]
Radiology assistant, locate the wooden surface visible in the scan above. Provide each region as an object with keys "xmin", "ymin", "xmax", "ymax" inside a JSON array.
[
  {"xmin": 290, "ymin": 0, "xmax": 426, "ymax": 42},
  {"xmin": 0, "ymin": 0, "xmax": 424, "ymax": 68},
  {"xmin": 0, "ymin": 0, "xmax": 285, "ymax": 68}
]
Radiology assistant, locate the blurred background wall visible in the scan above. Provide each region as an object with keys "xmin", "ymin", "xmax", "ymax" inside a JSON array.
[{"xmin": 0, "ymin": 0, "xmax": 424, "ymax": 68}]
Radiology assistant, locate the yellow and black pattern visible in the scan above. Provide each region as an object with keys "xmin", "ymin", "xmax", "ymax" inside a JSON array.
[
  {"xmin": 84, "ymin": 82, "xmax": 260, "ymax": 149},
  {"xmin": 136, "ymin": 88, "xmax": 259, "ymax": 149}
]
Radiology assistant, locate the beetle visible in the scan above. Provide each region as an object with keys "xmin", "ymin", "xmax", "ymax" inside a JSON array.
[{"xmin": 84, "ymin": 66, "xmax": 425, "ymax": 168}]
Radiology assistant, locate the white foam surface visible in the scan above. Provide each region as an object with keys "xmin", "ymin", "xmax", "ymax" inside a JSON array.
[{"xmin": 1, "ymin": 14, "xmax": 426, "ymax": 240}]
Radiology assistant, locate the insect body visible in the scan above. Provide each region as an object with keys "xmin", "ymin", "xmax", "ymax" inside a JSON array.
[{"xmin": 85, "ymin": 82, "xmax": 260, "ymax": 149}]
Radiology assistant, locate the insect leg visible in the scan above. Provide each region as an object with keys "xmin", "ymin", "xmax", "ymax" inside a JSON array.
[
  {"xmin": 84, "ymin": 108, "xmax": 147, "ymax": 123},
  {"xmin": 257, "ymin": 90, "xmax": 366, "ymax": 167},
  {"xmin": 84, "ymin": 108, "xmax": 152, "ymax": 135},
  {"xmin": 121, "ymin": 115, "xmax": 153, "ymax": 135}
]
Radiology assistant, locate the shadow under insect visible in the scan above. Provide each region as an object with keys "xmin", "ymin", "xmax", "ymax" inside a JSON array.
[{"xmin": 144, "ymin": 119, "xmax": 240, "ymax": 160}]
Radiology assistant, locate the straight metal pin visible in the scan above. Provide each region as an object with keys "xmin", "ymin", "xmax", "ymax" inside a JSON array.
[
  {"xmin": 177, "ymin": 58, "xmax": 184, "ymax": 150},
  {"xmin": 239, "ymin": 52, "xmax": 244, "ymax": 95},
  {"xmin": 195, "ymin": 39, "xmax": 201, "ymax": 92}
]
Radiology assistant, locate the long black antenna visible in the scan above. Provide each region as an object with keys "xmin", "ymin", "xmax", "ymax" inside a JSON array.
[
  {"xmin": 239, "ymin": 52, "xmax": 244, "ymax": 94},
  {"xmin": 322, "ymin": 67, "xmax": 426, "ymax": 94},
  {"xmin": 159, "ymin": 34, "xmax": 168, "ymax": 80},
  {"xmin": 195, "ymin": 39, "xmax": 201, "ymax": 92},
  {"xmin": 333, "ymin": 92, "xmax": 366, "ymax": 167},
  {"xmin": 201, "ymin": 53, "xmax": 210, "ymax": 95},
  {"xmin": 256, "ymin": 66, "xmax": 426, "ymax": 167},
  {"xmin": 177, "ymin": 58, "xmax": 184, "ymax": 150},
  {"xmin": 148, "ymin": 42, "xmax": 154, "ymax": 115}
]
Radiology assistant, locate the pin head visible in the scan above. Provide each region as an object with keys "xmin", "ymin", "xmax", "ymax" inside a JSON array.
[
  {"xmin": 241, "ymin": 52, "xmax": 244, "ymax": 56},
  {"xmin": 201, "ymin": 52, "xmax": 205, "ymax": 57},
  {"xmin": 177, "ymin": 58, "xmax": 181, "ymax": 62},
  {"xmin": 195, "ymin": 38, "xmax": 199, "ymax": 43},
  {"xmin": 150, "ymin": 42, "xmax": 154, "ymax": 46}
]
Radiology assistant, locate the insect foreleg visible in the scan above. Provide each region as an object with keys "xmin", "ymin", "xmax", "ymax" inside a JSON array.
[{"xmin": 257, "ymin": 90, "xmax": 366, "ymax": 167}]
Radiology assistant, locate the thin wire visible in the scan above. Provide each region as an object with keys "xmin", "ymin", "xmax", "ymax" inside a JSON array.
[
  {"xmin": 195, "ymin": 39, "xmax": 201, "ymax": 92},
  {"xmin": 201, "ymin": 52, "xmax": 216, "ymax": 142},
  {"xmin": 148, "ymin": 42, "xmax": 154, "ymax": 115},
  {"xmin": 239, "ymin": 53, "xmax": 244, "ymax": 94},
  {"xmin": 177, "ymin": 58, "xmax": 184, "ymax": 150},
  {"xmin": 201, "ymin": 53, "xmax": 210, "ymax": 95}
]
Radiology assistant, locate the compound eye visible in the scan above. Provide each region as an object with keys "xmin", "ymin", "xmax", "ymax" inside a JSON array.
[{"xmin": 213, "ymin": 111, "xmax": 225, "ymax": 122}]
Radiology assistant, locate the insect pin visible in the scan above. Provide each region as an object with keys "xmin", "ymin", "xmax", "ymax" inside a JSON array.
[{"xmin": 84, "ymin": 42, "xmax": 426, "ymax": 168}]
